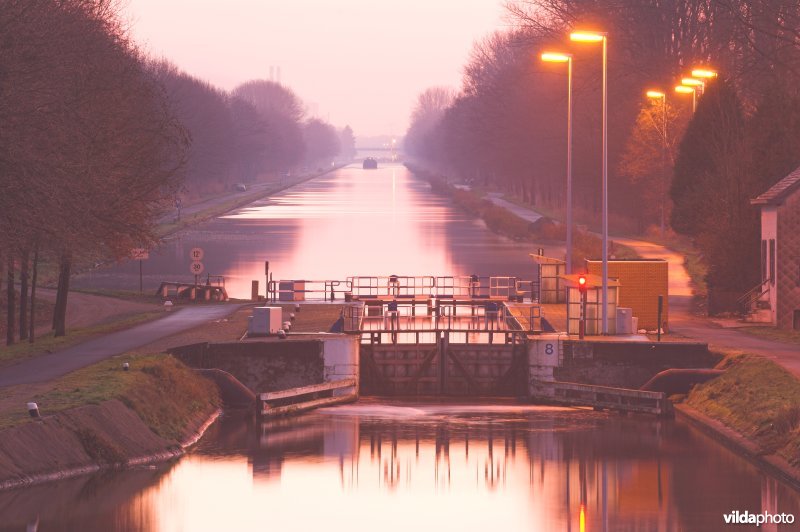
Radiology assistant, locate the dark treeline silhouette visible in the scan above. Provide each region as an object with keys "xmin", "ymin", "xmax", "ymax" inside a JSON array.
[
  {"xmin": 0, "ymin": 1, "xmax": 353, "ymax": 345},
  {"xmin": 407, "ymin": 0, "xmax": 800, "ymax": 308},
  {"xmin": 0, "ymin": 0, "xmax": 186, "ymax": 343}
]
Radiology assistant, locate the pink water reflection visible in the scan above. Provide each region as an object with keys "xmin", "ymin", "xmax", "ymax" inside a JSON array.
[{"xmin": 219, "ymin": 164, "xmax": 457, "ymax": 297}]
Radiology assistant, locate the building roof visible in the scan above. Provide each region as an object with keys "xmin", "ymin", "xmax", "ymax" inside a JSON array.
[
  {"xmin": 529, "ymin": 254, "xmax": 565, "ymax": 265},
  {"xmin": 751, "ymin": 165, "xmax": 800, "ymax": 206}
]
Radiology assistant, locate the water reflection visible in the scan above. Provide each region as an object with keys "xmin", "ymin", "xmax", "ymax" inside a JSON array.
[
  {"xmin": 73, "ymin": 164, "xmax": 550, "ymax": 298},
  {"xmin": 4, "ymin": 403, "xmax": 798, "ymax": 531}
]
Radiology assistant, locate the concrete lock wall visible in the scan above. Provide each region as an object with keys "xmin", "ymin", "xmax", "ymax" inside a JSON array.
[
  {"xmin": 556, "ymin": 340, "xmax": 716, "ymax": 389},
  {"xmin": 170, "ymin": 335, "xmax": 361, "ymax": 397},
  {"xmin": 322, "ymin": 335, "xmax": 360, "ymax": 397},
  {"xmin": 528, "ymin": 334, "xmax": 568, "ymax": 397},
  {"xmin": 170, "ymin": 340, "xmax": 325, "ymax": 394}
]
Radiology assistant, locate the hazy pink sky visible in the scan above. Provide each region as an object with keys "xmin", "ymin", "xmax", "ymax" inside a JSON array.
[{"xmin": 121, "ymin": 0, "xmax": 508, "ymax": 138}]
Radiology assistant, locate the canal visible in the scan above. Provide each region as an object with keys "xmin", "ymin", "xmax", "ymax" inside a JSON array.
[
  {"xmin": 74, "ymin": 163, "xmax": 555, "ymax": 298},
  {"xmin": 18, "ymin": 163, "xmax": 799, "ymax": 531}
]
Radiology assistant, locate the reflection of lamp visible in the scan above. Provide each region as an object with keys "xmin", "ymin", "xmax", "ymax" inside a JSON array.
[{"xmin": 570, "ymin": 29, "xmax": 610, "ymax": 333}]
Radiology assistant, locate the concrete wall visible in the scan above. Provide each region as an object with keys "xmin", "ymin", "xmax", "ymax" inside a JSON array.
[
  {"xmin": 170, "ymin": 340, "xmax": 325, "ymax": 394},
  {"xmin": 170, "ymin": 335, "xmax": 361, "ymax": 396},
  {"xmin": 321, "ymin": 335, "xmax": 360, "ymax": 397},
  {"xmin": 554, "ymin": 340, "xmax": 717, "ymax": 389}
]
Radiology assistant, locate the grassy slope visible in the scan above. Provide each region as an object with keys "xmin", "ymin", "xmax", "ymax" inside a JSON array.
[
  {"xmin": 686, "ymin": 354, "xmax": 800, "ymax": 465},
  {"xmin": 0, "ymin": 354, "xmax": 219, "ymax": 440}
]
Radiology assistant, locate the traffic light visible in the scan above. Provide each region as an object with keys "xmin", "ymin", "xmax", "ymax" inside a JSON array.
[{"xmin": 578, "ymin": 275, "xmax": 587, "ymax": 294}]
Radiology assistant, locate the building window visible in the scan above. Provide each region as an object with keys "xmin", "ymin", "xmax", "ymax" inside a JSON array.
[
  {"xmin": 761, "ymin": 240, "xmax": 767, "ymax": 283},
  {"xmin": 769, "ymin": 239, "xmax": 775, "ymax": 285}
]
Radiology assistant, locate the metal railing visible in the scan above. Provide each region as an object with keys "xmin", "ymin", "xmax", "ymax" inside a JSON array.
[
  {"xmin": 268, "ymin": 279, "xmax": 353, "ymax": 302},
  {"xmin": 268, "ymin": 275, "xmax": 535, "ymax": 303},
  {"xmin": 737, "ymin": 278, "xmax": 771, "ymax": 315}
]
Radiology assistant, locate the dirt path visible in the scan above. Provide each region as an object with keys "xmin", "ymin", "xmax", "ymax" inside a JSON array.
[{"xmin": 33, "ymin": 288, "xmax": 158, "ymax": 335}]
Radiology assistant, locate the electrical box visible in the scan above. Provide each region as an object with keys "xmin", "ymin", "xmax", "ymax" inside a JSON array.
[{"xmin": 249, "ymin": 306, "xmax": 283, "ymax": 335}]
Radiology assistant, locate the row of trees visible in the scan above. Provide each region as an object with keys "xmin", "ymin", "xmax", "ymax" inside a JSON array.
[
  {"xmin": 150, "ymin": 66, "xmax": 350, "ymax": 197},
  {"xmin": 1, "ymin": 0, "xmax": 186, "ymax": 344},
  {"xmin": 1, "ymin": 0, "xmax": 356, "ymax": 345},
  {"xmin": 406, "ymin": 0, "xmax": 800, "ymax": 307}
]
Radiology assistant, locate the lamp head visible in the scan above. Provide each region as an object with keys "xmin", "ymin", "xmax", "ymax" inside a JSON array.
[
  {"xmin": 675, "ymin": 86, "xmax": 695, "ymax": 94},
  {"xmin": 541, "ymin": 52, "xmax": 572, "ymax": 63},
  {"xmin": 570, "ymin": 30, "xmax": 606, "ymax": 43},
  {"xmin": 681, "ymin": 78, "xmax": 704, "ymax": 87},
  {"xmin": 646, "ymin": 90, "xmax": 665, "ymax": 99},
  {"xmin": 691, "ymin": 68, "xmax": 718, "ymax": 79}
]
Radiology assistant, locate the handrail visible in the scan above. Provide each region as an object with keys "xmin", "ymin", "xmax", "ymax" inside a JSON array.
[{"xmin": 737, "ymin": 278, "xmax": 770, "ymax": 313}]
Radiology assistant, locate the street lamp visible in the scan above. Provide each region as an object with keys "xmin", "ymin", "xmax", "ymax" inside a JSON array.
[
  {"xmin": 570, "ymin": 29, "xmax": 609, "ymax": 334},
  {"xmin": 691, "ymin": 68, "xmax": 718, "ymax": 79},
  {"xmin": 675, "ymin": 85, "xmax": 696, "ymax": 112},
  {"xmin": 646, "ymin": 90, "xmax": 668, "ymax": 237},
  {"xmin": 541, "ymin": 51, "xmax": 574, "ymax": 274},
  {"xmin": 681, "ymin": 77, "xmax": 705, "ymax": 94}
]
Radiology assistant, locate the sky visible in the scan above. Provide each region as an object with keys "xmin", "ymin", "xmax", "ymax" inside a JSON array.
[{"xmin": 121, "ymin": 0, "xmax": 509, "ymax": 139}]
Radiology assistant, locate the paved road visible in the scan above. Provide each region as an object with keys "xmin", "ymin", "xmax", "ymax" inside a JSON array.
[
  {"xmin": 482, "ymin": 195, "xmax": 800, "ymax": 372},
  {"xmin": 0, "ymin": 304, "xmax": 241, "ymax": 388}
]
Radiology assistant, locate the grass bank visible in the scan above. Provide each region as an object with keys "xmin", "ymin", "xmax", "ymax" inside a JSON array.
[
  {"xmin": 685, "ymin": 354, "xmax": 800, "ymax": 467},
  {"xmin": 0, "ymin": 353, "xmax": 219, "ymax": 433},
  {"xmin": 0, "ymin": 353, "xmax": 220, "ymax": 489}
]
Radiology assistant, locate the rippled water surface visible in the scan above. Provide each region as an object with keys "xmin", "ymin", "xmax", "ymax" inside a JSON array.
[{"xmin": 2, "ymin": 403, "xmax": 799, "ymax": 531}]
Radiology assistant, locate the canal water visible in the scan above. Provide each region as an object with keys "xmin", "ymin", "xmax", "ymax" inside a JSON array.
[
  {"xmin": 2, "ymin": 402, "xmax": 800, "ymax": 531},
  {"xmin": 74, "ymin": 163, "xmax": 555, "ymax": 299},
  {"xmin": 25, "ymin": 163, "xmax": 800, "ymax": 530}
]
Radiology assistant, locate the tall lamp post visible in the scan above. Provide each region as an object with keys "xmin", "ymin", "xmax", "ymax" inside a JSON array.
[
  {"xmin": 681, "ymin": 77, "xmax": 705, "ymax": 97},
  {"xmin": 646, "ymin": 90, "xmax": 668, "ymax": 237},
  {"xmin": 570, "ymin": 29, "xmax": 609, "ymax": 334},
  {"xmin": 541, "ymin": 52, "xmax": 574, "ymax": 274},
  {"xmin": 674, "ymin": 85, "xmax": 696, "ymax": 112}
]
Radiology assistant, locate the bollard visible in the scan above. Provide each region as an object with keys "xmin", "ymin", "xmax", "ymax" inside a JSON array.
[
  {"xmin": 277, "ymin": 329, "xmax": 287, "ymax": 339},
  {"xmin": 294, "ymin": 304, "xmax": 301, "ymax": 313},
  {"xmin": 164, "ymin": 300, "xmax": 173, "ymax": 311},
  {"xmin": 283, "ymin": 321, "xmax": 292, "ymax": 331},
  {"xmin": 290, "ymin": 312, "xmax": 296, "ymax": 321},
  {"xmin": 27, "ymin": 402, "xmax": 40, "ymax": 418},
  {"xmin": 123, "ymin": 362, "xmax": 130, "ymax": 371}
]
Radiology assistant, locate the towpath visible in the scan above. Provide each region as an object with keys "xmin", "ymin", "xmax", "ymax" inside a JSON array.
[
  {"xmin": 0, "ymin": 304, "xmax": 241, "ymax": 388},
  {"xmin": 481, "ymin": 194, "xmax": 800, "ymax": 373}
]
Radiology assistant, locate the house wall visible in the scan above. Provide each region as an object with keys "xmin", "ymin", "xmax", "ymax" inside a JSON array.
[
  {"xmin": 777, "ymin": 194, "xmax": 800, "ymax": 329},
  {"xmin": 761, "ymin": 207, "xmax": 778, "ymax": 324}
]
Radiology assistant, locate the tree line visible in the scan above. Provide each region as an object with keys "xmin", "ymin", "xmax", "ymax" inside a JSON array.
[
  {"xmin": 406, "ymin": 0, "xmax": 800, "ymax": 309},
  {"xmin": 0, "ymin": 0, "xmax": 354, "ymax": 345}
]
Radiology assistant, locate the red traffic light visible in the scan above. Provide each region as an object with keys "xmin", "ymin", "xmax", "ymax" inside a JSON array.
[{"xmin": 578, "ymin": 275, "xmax": 587, "ymax": 293}]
